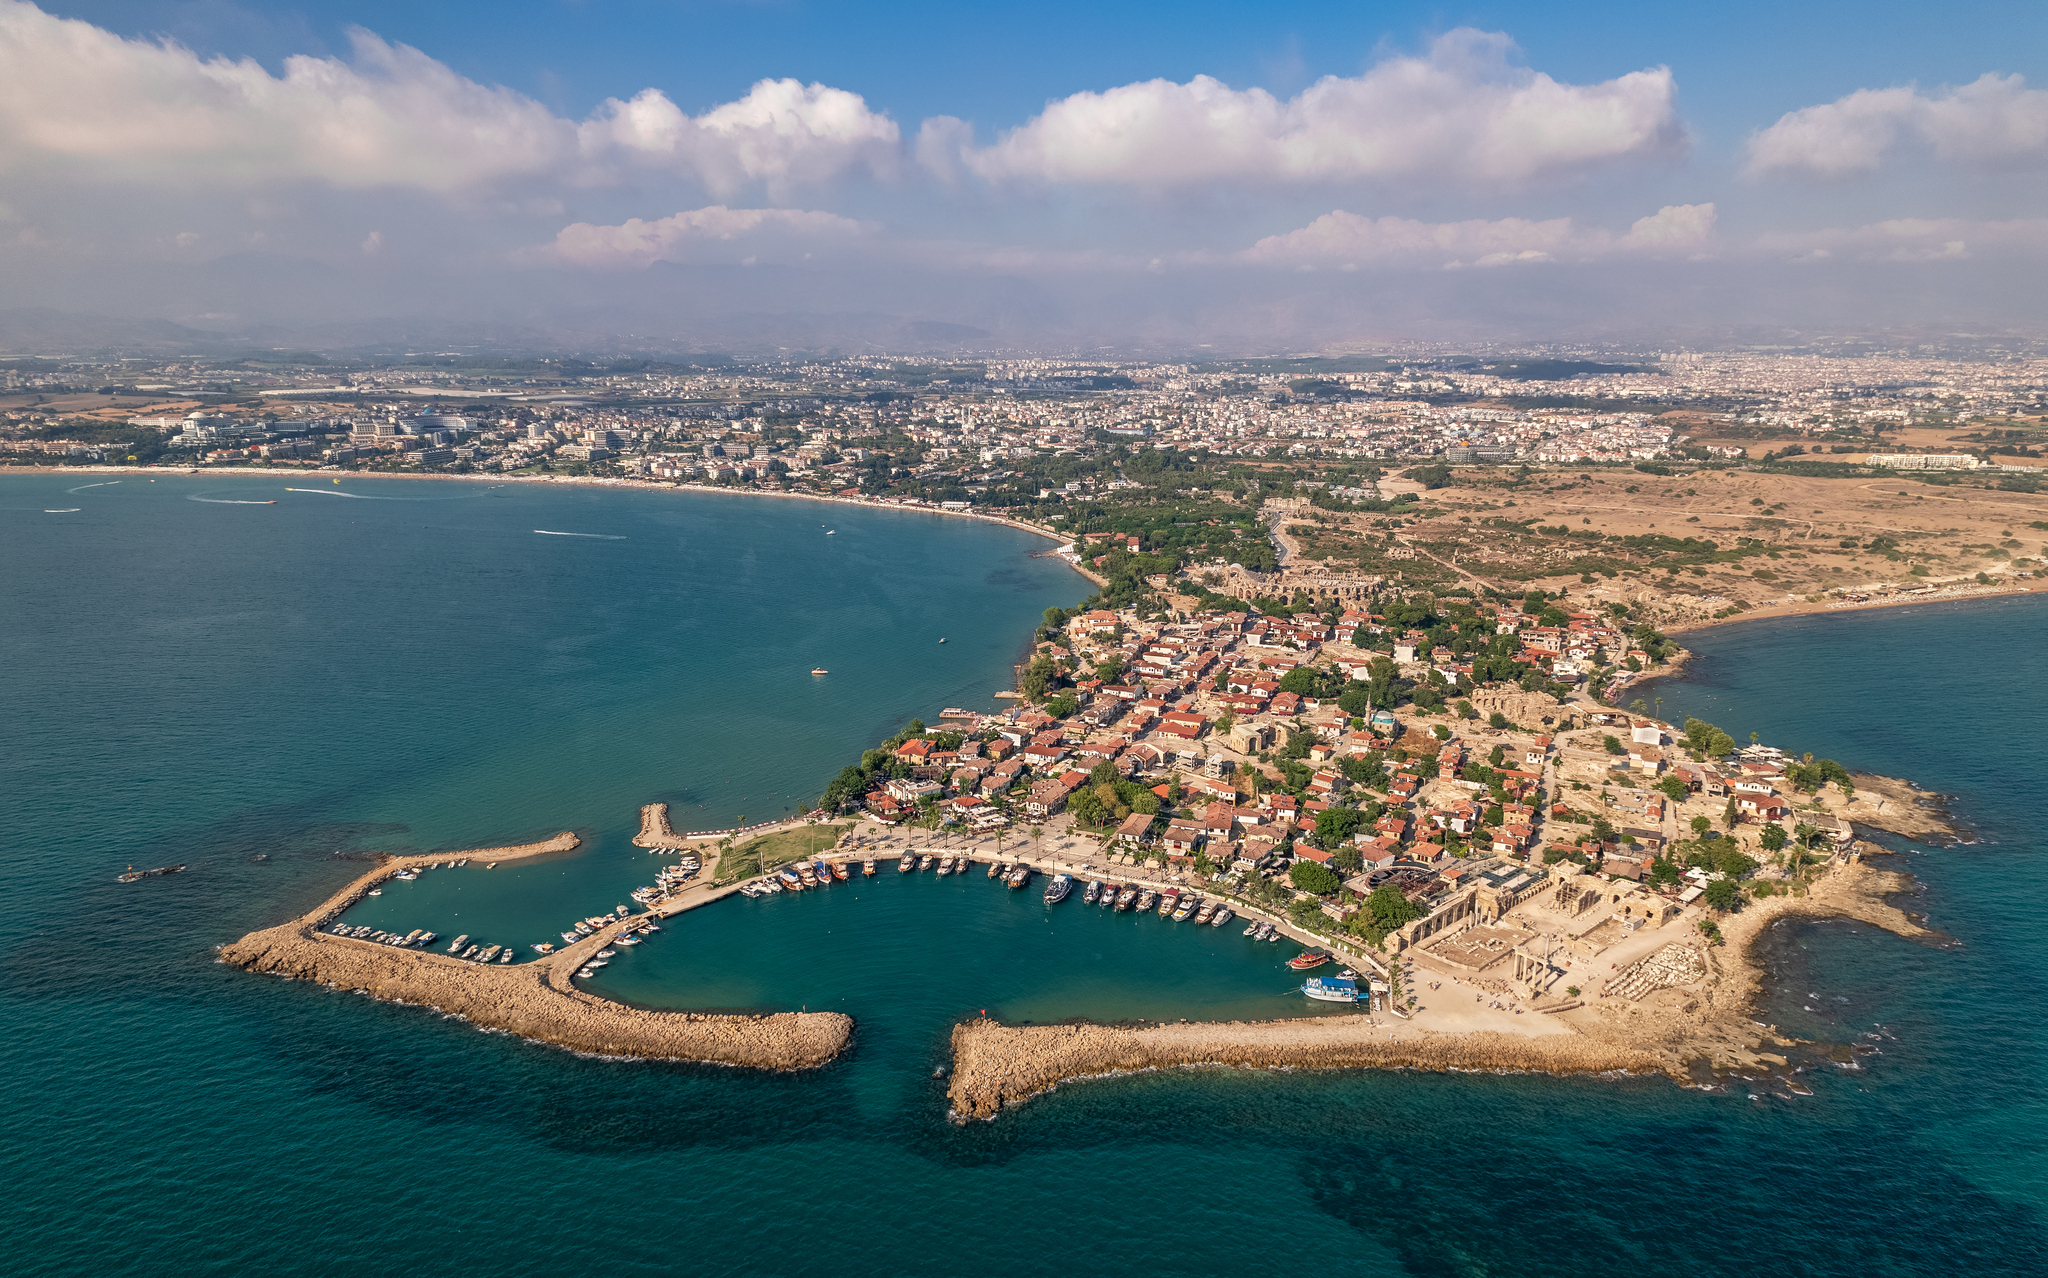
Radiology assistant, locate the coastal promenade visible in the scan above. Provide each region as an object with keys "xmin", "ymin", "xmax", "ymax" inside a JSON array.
[{"xmin": 218, "ymin": 824, "xmax": 851, "ymax": 1071}]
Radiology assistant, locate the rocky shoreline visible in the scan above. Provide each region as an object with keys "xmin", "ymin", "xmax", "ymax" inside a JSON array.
[
  {"xmin": 945, "ymin": 854, "xmax": 1928, "ymax": 1119},
  {"xmin": 217, "ymin": 828, "xmax": 851, "ymax": 1071}
]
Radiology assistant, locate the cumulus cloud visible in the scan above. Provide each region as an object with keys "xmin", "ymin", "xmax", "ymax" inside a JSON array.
[
  {"xmin": 0, "ymin": 1, "xmax": 896, "ymax": 194},
  {"xmin": 1243, "ymin": 203, "xmax": 1714, "ymax": 269},
  {"xmin": 1747, "ymin": 73, "xmax": 2048, "ymax": 178},
  {"xmin": 537, "ymin": 205, "xmax": 876, "ymax": 268},
  {"xmin": 930, "ymin": 29, "xmax": 1683, "ymax": 188}
]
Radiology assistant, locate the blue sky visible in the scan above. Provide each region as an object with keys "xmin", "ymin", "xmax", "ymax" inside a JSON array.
[{"xmin": 4, "ymin": 1, "xmax": 2047, "ymax": 349}]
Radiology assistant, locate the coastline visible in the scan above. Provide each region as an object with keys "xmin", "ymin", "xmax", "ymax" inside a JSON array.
[
  {"xmin": 945, "ymin": 852, "xmax": 1930, "ymax": 1119},
  {"xmin": 217, "ymin": 820, "xmax": 852, "ymax": 1071}
]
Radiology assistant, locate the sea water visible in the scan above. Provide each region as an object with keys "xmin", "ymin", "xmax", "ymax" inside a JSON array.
[{"xmin": 3, "ymin": 473, "xmax": 2044, "ymax": 1275}]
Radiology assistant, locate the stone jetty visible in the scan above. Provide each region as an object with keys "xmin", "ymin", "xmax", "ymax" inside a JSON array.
[{"xmin": 218, "ymin": 829, "xmax": 851, "ymax": 1071}]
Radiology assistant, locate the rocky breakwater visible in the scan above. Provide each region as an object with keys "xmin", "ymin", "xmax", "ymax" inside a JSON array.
[
  {"xmin": 632, "ymin": 802, "xmax": 692, "ymax": 850},
  {"xmin": 218, "ymin": 829, "xmax": 850, "ymax": 1071},
  {"xmin": 947, "ymin": 1017, "xmax": 1669, "ymax": 1120}
]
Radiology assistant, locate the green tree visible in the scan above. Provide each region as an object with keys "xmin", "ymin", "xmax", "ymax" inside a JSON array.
[
  {"xmin": 1759, "ymin": 824, "xmax": 1788, "ymax": 852},
  {"xmin": 1021, "ymin": 654, "xmax": 1056, "ymax": 701},
  {"xmin": 1703, "ymin": 878, "xmax": 1739, "ymax": 911},
  {"xmin": 1722, "ymin": 797, "xmax": 1739, "ymax": 830},
  {"xmin": 1289, "ymin": 860, "xmax": 1343, "ymax": 895},
  {"xmin": 1602, "ymin": 735, "xmax": 1626, "ymax": 755},
  {"xmin": 1045, "ymin": 691, "xmax": 1079, "ymax": 719},
  {"xmin": 1314, "ymin": 806, "xmax": 1367, "ymax": 849},
  {"xmin": 1690, "ymin": 814, "xmax": 1712, "ymax": 838},
  {"xmin": 1656, "ymin": 775, "xmax": 1687, "ymax": 802},
  {"xmin": 1489, "ymin": 711, "xmax": 1510, "ymax": 729}
]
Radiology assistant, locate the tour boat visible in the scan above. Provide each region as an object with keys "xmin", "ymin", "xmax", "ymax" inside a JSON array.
[
  {"xmin": 899, "ymin": 856, "xmax": 916, "ymax": 873},
  {"xmin": 935, "ymin": 856, "xmax": 952, "ymax": 876},
  {"xmin": 1084, "ymin": 880, "xmax": 1103, "ymax": 904},
  {"xmin": 987, "ymin": 860, "xmax": 1001, "ymax": 879},
  {"xmin": 811, "ymin": 668, "xmax": 829, "ymax": 676},
  {"xmin": 798, "ymin": 864, "xmax": 818, "ymax": 887},
  {"xmin": 532, "ymin": 942, "xmax": 555, "ymax": 954},
  {"xmin": 1194, "ymin": 900, "xmax": 1217, "ymax": 925},
  {"xmin": 814, "ymin": 860, "xmax": 833, "ymax": 884},
  {"xmin": 919, "ymin": 855, "xmax": 933, "ymax": 870},
  {"xmin": 779, "ymin": 868, "xmax": 803, "ymax": 890},
  {"xmin": 1210, "ymin": 906, "xmax": 1233, "ymax": 927},
  {"xmin": 448, "ymin": 934, "xmax": 470, "ymax": 953},
  {"xmin": 1157, "ymin": 888, "xmax": 1179, "ymax": 917},
  {"xmin": 1115, "ymin": 885, "xmax": 1138, "ymax": 911},
  {"xmin": 862, "ymin": 859, "xmax": 876, "ymax": 876},
  {"xmin": 1006, "ymin": 866, "xmax": 1030, "ymax": 889},
  {"xmin": 1301, "ymin": 976, "xmax": 1359, "ymax": 1003},
  {"xmin": 1044, "ymin": 874, "xmax": 1072, "ymax": 904},
  {"xmin": 1287, "ymin": 951, "xmax": 1331, "ymax": 970},
  {"xmin": 1136, "ymin": 888, "xmax": 1158, "ymax": 913},
  {"xmin": 417, "ymin": 932, "xmax": 436, "ymax": 946}
]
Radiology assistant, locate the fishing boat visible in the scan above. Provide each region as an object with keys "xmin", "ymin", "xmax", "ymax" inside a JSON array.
[
  {"xmin": 899, "ymin": 856, "xmax": 916, "ymax": 873},
  {"xmin": 1172, "ymin": 895, "xmax": 1197, "ymax": 922},
  {"xmin": 1136, "ymin": 888, "xmax": 1158, "ymax": 913},
  {"xmin": 498, "ymin": 949, "xmax": 513, "ymax": 963},
  {"xmin": 1115, "ymin": 885, "xmax": 1138, "ymax": 911},
  {"xmin": 447, "ymin": 934, "xmax": 470, "ymax": 954},
  {"xmin": 919, "ymin": 855, "xmax": 933, "ymax": 870},
  {"xmin": 1006, "ymin": 866, "xmax": 1029, "ymax": 889},
  {"xmin": 418, "ymin": 932, "xmax": 436, "ymax": 946},
  {"xmin": 1194, "ymin": 900, "xmax": 1216, "ymax": 925},
  {"xmin": 1287, "ymin": 951, "xmax": 1331, "ymax": 970},
  {"xmin": 987, "ymin": 859, "xmax": 1001, "ymax": 879},
  {"xmin": 1156, "ymin": 888, "xmax": 1179, "ymax": 917},
  {"xmin": 1084, "ymin": 879, "xmax": 1103, "ymax": 904},
  {"xmin": 1210, "ymin": 906, "xmax": 1233, "ymax": 927},
  {"xmin": 366, "ymin": 889, "xmax": 382, "ymax": 897},
  {"xmin": 1044, "ymin": 874, "xmax": 1072, "ymax": 904},
  {"xmin": 532, "ymin": 942, "xmax": 555, "ymax": 954},
  {"xmin": 1301, "ymin": 976, "xmax": 1359, "ymax": 1003}
]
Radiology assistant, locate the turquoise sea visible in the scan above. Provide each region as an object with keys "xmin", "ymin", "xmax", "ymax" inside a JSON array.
[{"xmin": 3, "ymin": 473, "xmax": 2045, "ymax": 1276}]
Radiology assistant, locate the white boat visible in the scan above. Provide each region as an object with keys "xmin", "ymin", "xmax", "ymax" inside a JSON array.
[{"xmin": 1302, "ymin": 976, "xmax": 1359, "ymax": 1003}]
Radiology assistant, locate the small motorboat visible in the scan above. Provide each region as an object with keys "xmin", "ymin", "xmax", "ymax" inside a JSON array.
[
  {"xmin": 596, "ymin": 949, "xmax": 617, "ymax": 959},
  {"xmin": 935, "ymin": 856, "xmax": 953, "ymax": 876},
  {"xmin": 811, "ymin": 668, "xmax": 829, "ymax": 676},
  {"xmin": 1084, "ymin": 879, "xmax": 1103, "ymax": 904},
  {"xmin": 1210, "ymin": 906, "xmax": 1233, "ymax": 927},
  {"xmin": 919, "ymin": 855, "xmax": 934, "ymax": 870},
  {"xmin": 532, "ymin": 942, "xmax": 556, "ymax": 954},
  {"xmin": 899, "ymin": 856, "xmax": 916, "ymax": 873}
]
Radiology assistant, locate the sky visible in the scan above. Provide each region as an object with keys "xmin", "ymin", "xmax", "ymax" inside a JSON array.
[{"xmin": 2, "ymin": 0, "xmax": 2046, "ymax": 353}]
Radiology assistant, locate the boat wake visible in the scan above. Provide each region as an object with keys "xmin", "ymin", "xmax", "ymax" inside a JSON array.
[
  {"xmin": 66, "ymin": 481, "xmax": 120, "ymax": 493},
  {"xmin": 45, "ymin": 507, "xmax": 81, "ymax": 513},
  {"xmin": 534, "ymin": 530, "xmax": 626, "ymax": 539},
  {"xmin": 284, "ymin": 487, "xmax": 386, "ymax": 499},
  {"xmin": 188, "ymin": 494, "xmax": 276, "ymax": 505}
]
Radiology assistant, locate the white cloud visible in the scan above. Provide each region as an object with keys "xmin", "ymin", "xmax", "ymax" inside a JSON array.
[
  {"xmin": 0, "ymin": 1, "xmax": 897, "ymax": 194},
  {"xmin": 1755, "ymin": 216, "xmax": 2048, "ymax": 262},
  {"xmin": 1244, "ymin": 203, "xmax": 1714, "ymax": 269},
  {"xmin": 1747, "ymin": 73, "xmax": 2048, "ymax": 177},
  {"xmin": 537, "ymin": 205, "xmax": 876, "ymax": 268},
  {"xmin": 934, "ymin": 29, "xmax": 1683, "ymax": 188},
  {"xmin": 578, "ymin": 79, "xmax": 900, "ymax": 193}
]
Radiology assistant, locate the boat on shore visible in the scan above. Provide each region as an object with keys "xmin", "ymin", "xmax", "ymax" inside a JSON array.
[
  {"xmin": 1044, "ymin": 874, "xmax": 1072, "ymax": 904},
  {"xmin": 1302, "ymin": 976, "xmax": 1359, "ymax": 1003}
]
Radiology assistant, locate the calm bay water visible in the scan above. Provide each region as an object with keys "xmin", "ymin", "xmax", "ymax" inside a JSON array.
[{"xmin": 3, "ymin": 474, "xmax": 2044, "ymax": 1275}]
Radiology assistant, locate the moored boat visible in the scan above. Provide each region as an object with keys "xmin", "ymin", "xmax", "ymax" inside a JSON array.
[
  {"xmin": 935, "ymin": 856, "xmax": 952, "ymax": 876},
  {"xmin": 1006, "ymin": 866, "xmax": 1029, "ymax": 889},
  {"xmin": 831, "ymin": 861, "xmax": 850, "ymax": 881},
  {"xmin": 447, "ymin": 934, "xmax": 470, "ymax": 953},
  {"xmin": 862, "ymin": 858, "xmax": 876, "ymax": 876},
  {"xmin": 1210, "ymin": 906, "xmax": 1233, "ymax": 927},
  {"xmin": 1194, "ymin": 900, "xmax": 1216, "ymax": 925},
  {"xmin": 1157, "ymin": 887, "xmax": 1179, "ymax": 917},
  {"xmin": 1115, "ymin": 885, "xmax": 1138, "ymax": 910},
  {"xmin": 1044, "ymin": 874, "xmax": 1072, "ymax": 904},
  {"xmin": 812, "ymin": 859, "xmax": 831, "ymax": 884},
  {"xmin": 1287, "ymin": 951, "xmax": 1330, "ymax": 970},
  {"xmin": 1172, "ymin": 895, "xmax": 1197, "ymax": 922},
  {"xmin": 899, "ymin": 855, "xmax": 916, "ymax": 873},
  {"xmin": 1083, "ymin": 879, "xmax": 1103, "ymax": 904},
  {"xmin": 1301, "ymin": 976, "xmax": 1359, "ymax": 1003},
  {"xmin": 532, "ymin": 942, "xmax": 555, "ymax": 954},
  {"xmin": 1136, "ymin": 888, "xmax": 1158, "ymax": 913}
]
